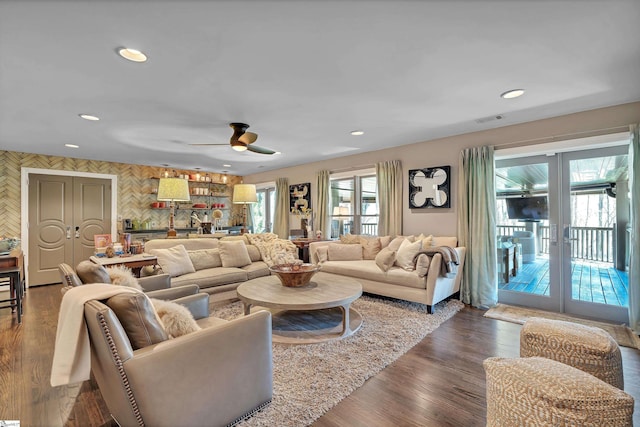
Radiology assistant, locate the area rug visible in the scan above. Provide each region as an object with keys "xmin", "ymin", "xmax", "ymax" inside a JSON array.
[
  {"xmin": 212, "ymin": 295, "xmax": 464, "ymax": 427},
  {"xmin": 484, "ymin": 303, "xmax": 640, "ymax": 349}
]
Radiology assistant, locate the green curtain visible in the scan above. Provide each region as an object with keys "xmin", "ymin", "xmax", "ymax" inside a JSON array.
[
  {"xmin": 315, "ymin": 170, "xmax": 330, "ymax": 238},
  {"xmin": 273, "ymin": 177, "xmax": 290, "ymax": 239},
  {"xmin": 628, "ymin": 124, "xmax": 640, "ymax": 331},
  {"xmin": 457, "ymin": 146, "xmax": 498, "ymax": 308},
  {"xmin": 375, "ymin": 160, "xmax": 402, "ymax": 237}
]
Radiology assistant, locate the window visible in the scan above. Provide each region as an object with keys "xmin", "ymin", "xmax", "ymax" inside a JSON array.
[
  {"xmin": 253, "ymin": 186, "xmax": 276, "ymax": 233},
  {"xmin": 330, "ymin": 173, "xmax": 378, "ymax": 238}
]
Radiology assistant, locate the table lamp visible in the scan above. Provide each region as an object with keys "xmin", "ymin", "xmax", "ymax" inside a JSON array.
[
  {"xmin": 157, "ymin": 177, "xmax": 191, "ymax": 237},
  {"xmin": 233, "ymin": 184, "xmax": 257, "ymax": 234}
]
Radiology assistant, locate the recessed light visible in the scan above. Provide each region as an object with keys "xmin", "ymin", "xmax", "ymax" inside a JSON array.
[
  {"xmin": 117, "ymin": 47, "xmax": 147, "ymax": 63},
  {"xmin": 65, "ymin": 144, "xmax": 79, "ymax": 148},
  {"xmin": 350, "ymin": 130, "xmax": 364, "ymax": 136},
  {"xmin": 223, "ymin": 164, "xmax": 231, "ymax": 168},
  {"xmin": 500, "ymin": 89, "xmax": 525, "ymax": 99},
  {"xmin": 78, "ymin": 113, "xmax": 99, "ymax": 121}
]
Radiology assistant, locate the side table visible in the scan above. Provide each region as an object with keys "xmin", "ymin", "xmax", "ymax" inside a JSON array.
[
  {"xmin": 0, "ymin": 248, "xmax": 24, "ymax": 323},
  {"xmin": 290, "ymin": 239, "xmax": 328, "ymax": 263}
]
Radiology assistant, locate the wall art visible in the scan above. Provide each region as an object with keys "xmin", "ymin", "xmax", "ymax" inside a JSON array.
[
  {"xmin": 408, "ymin": 166, "xmax": 451, "ymax": 208},
  {"xmin": 290, "ymin": 182, "xmax": 311, "ymax": 212}
]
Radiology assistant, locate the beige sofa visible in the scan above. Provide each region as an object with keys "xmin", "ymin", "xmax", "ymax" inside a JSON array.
[
  {"xmin": 143, "ymin": 236, "xmax": 272, "ymax": 303},
  {"xmin": 308, "ymin": 235, "xmax": 466, "ymax": 313}
]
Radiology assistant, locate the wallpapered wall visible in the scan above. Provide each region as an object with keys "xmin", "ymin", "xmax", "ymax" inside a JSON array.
[{"xmin": 0, "ymin": 150, "xmax": 241, "ymax": 238}]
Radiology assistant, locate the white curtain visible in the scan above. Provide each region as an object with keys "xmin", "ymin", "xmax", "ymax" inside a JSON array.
[
  {"xmin": 273, "ymin": 177, "xmax": 290, "ymax": 239},
  {"xmin": 315, "ymin": 170, "xmax": 330, "ymax": 238},
  {"xmin": 457, "ymin": 146, "xmax": 498, "ymax": 308},
  {"xmin": 628, "ymin": 124, "xmax": 640, "ymax": 331},
  {"xmin": 375, "ymin": 160, "xmax": 402, "ymax": 237}
]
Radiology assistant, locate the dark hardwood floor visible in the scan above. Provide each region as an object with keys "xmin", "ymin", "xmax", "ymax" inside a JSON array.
[{"xmin": 2, "ymin": 284, "xmax": 640, "ymax": 427}]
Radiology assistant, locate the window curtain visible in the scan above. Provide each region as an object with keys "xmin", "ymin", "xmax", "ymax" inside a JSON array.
[
  {"xmin": 273, "ymin": 177, "xmax": 290, "ymax": 239},
  {"xmin": 315, "ymin": 170, "xmax": 330, "ymax": 238},
  {"xmin": 628, "ymin": 124, "xmax": 640, "ymax": 331},
  {"xmin": 375, "ymin": 160, "xmax": 402, "ymax": 237},
  {"xmin": 457, "ymin": 146, "xmax": 498, "ymax": 308}
]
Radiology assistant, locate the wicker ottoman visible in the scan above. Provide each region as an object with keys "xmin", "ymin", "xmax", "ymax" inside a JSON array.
[
  {"xmin": 484, "ymin": 357, "xmax": 634, "ymax": 427},
  {"xmin": 520, "ymin": 317, "xmax": 623, "ymax": 389}
]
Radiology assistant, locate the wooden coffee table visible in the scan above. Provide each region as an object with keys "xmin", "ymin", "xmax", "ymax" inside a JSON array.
[{"xmin": 237, "ymin": 272, "xmax": 363, "ymax": 344}]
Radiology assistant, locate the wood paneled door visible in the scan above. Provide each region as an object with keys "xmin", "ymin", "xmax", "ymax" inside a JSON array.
[{"xmin": 28, "ymin": 174, "xmax": 112, "ymax": 286}]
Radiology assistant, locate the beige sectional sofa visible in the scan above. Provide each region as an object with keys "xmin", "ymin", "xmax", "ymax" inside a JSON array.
[
  {"xmin": 142, "ymin": 234, "xmax": 297, "ymax": 303},
  {"xmin": 308, "ymin": 235, "xmax": 466, "ymax": 313}
]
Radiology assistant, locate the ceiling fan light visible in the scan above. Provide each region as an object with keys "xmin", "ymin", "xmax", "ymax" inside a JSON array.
[
  {"xmin": 231, "ymin": 141, "xmax": 248, "ymax": 152},
  {"xmin": 118, "ymin": 47, "xmax": 147, "ymax": 62},
  {"xmin": 500, "ymin": 89, "xmax": 525, "ymax": 99}
]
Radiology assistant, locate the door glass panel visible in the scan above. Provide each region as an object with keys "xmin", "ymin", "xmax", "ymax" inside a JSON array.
[
  {"xmin": 568, "ymin": 154, "xmax": 629, "ymax": 307},
  {"xmin": 495, "ymin": 162, "xmax": 550, "ymax": 296}
]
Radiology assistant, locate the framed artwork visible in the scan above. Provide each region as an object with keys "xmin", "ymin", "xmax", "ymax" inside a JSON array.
[
  {"xmin": 93, "ymin": 234, "xmax": 112, "ymax": 248},
  {"xmin": 290, "ymin": 182, "xmax": 311, "ymax": 212},
  {"xmin": 408, "ymin": 166, "xmax": 451, "ymax": 209}
]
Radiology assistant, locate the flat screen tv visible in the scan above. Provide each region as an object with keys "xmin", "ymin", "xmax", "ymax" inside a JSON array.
[{"xmin": 506, "ymin": 196, "xmax": 548, "ymax": 221}]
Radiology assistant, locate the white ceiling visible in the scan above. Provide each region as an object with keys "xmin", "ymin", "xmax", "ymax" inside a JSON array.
[{"xmin": 1, "ymin": 1, "xmax": 639, "ymax": 176}]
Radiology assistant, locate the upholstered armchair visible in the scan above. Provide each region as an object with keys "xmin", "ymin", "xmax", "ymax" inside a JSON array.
[{"xmin": 77, "ymin": 288, "xmax": 273, "ymax": 427}]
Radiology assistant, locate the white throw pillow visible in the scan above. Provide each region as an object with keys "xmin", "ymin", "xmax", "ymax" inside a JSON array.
[
  {"xmin": 394, "ymin": 239, "xmax": 422, "ymax": 271},
  {"xmin": 188, "ymin": 248, "xmax": 222, "ymax": 270},
  {"xmin": 106, "ymin": 265, "xmax": 143, "ymax": 290},
  {"xmin": 219, "ymin": 240, "xmax": 252, "ymax": 268},
  {"xmin": 150, "ymin": 245, "xmax": 196, "ymax": 277},
  {"xmin": 328, "ymin": 243, "xmax": 363, "ymax": 261},
  {"xmin": 150, "ymin": 298, "xmax": 201, "ymax": 338}
]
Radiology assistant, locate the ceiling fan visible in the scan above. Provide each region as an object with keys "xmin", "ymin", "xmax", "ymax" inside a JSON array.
[{"xmin": 190, "ymin": 122, "xmax": 276, "ymax": 155}]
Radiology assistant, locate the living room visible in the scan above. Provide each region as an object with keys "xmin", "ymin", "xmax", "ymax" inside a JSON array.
[{"xmin": 2, "ymin": 1, "xmax": 640, "ymax": 426}]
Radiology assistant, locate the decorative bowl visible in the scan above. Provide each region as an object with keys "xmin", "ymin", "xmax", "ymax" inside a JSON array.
[{"xmin": 269, "ymin": 263, "xmax": 320, "ymax": 287}]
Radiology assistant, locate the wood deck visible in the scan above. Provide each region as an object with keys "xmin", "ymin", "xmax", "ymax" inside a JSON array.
[{"xmin": 499, "ymin": 256, "xmax": 629, "ymax": 306}]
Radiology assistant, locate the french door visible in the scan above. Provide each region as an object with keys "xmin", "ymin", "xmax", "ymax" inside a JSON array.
[{"xmin": 497, "ymin": 145, "xmax": 629, "ymax": 323}]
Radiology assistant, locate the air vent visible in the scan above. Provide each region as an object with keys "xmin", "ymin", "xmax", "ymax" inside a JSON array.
[{"xmin": 476, "ymin": 114, "xmax": 504, "ymax": 124}]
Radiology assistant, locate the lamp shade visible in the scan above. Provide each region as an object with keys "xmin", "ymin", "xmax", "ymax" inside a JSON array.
[
  {"xmin": 157, "ymin": 178, "xmax": 191, "ymax": 202},
  {"xmin": 233, "ymin": 184, "xmax": 257, "ymax": 204}
]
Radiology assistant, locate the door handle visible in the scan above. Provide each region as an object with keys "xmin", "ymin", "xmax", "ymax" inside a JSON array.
[
  {"xmin": 563, "ymin": 225, "xmax": 577, "ymax": 244},
  {"xmin": 75, "ymin": 226, "xmax": 80, "ymax": 239},
  {"xmin": 66, "ymin": 226, "xmax": 71, "ymax": 239}
]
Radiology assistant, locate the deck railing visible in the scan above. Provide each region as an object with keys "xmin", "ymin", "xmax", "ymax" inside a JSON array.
[{"xmin": 497, "ymin": 224, "xmax": 615, "ymax": 263}]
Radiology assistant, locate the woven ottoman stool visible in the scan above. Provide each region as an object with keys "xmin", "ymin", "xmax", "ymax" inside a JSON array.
[
  {"xmin": 484, "ymin": 357, "xmax": 634, "ymax": 427},
  {"xmin": 520, "ymin": 317, "xmax": 623, "ymax": 389}
]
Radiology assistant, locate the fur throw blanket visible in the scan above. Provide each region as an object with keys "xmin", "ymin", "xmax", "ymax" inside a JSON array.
[{"xmin": 246, "ymin": 233, "xmax": 299, "ymax": 266}]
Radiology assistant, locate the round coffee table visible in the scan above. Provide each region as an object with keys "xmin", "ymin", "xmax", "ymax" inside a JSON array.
[{"xmin": 236, "ymin": 272, "xmax": 363, "ymax": 344}]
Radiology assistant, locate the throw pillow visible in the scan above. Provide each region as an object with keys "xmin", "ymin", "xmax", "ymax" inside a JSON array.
[
  {"xmin": 149, "ymin": 245, "xmax": 196, "ymax": 277},
  {"xmin": 76, "ymin": 260, "xmax": 111, "ymax": 284},
  {"xmin": 246, "ymin": 245, "xmax": 262, "ymax": 262},
  {"xmin": 360, "ymin": 236, "xmax": 382, "ymax": 260},
  {"xmin": 106, "ymin": 293, "xmax": 168, "ymax": 350},
  {"xmin": 316, "ymin": 246, "xmax": 329, "ymax": 264},
  {"xmin": 339, "ymin": 233, "xmax": 361, "ymax": 244},
  {"xmin": 415, "ymin": 253, "xmax": 432, "ymax": 277},
  {"xmin": 328, "ymin": 243, "xmax": 363, "ymax": 261},
  {"xmin": 188, "ymin": 248, "xmax": 222, "ymax": 270},
  {"xmin": 395, "ymin": 238, "xmax": 422, "ymax": 271},
  {"xmin": 375, "ymin": 247, "xmax": 396, "ymax": 272},
  {"xmin": 379, "ymin": 235, "xmax": 392, "ymax": 249},
  {"xmin": 151, "ymin": 298, "xmax": 201, "ymax": 338},
  {"xmin": 387, "ymin": 236, "xmax": 406, "ymax": 252},
  {"xmin": 106, "ymin": 265, "xmax": 143, "ymax": 290},
  {"xmin": 417, "ymin": 233, "xmax": 434, "ymax": 248},
  {"xmin": 432, "ymin": 236, "xmax": 458, "ymax": 247},
  {"xmin": 219, "ymin": 240, "xmax": 252, "ymax": 268}
]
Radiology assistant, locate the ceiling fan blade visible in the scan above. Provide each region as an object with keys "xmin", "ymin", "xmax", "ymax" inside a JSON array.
[
  {"xmin": 238, "ymin": 131, "xmax": 258, "ymax": 145},
  {"xmin": 188, "ymin": 143, "xmax": 228, "ymax": 146},
  {"xmin": 247, "ymin": 145, "xmax": 276, "ymax": 155}
]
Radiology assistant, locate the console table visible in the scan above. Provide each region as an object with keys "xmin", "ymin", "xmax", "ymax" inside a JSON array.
[
  {"xmin": 0, "ymin": 249, "xmax": 24, "ymax": 323},
  {"xmin": 90, "ymin": 254, "xmax": 158, "ymax": 277}
]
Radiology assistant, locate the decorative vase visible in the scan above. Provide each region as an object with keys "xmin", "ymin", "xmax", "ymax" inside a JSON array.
[{"xmin": 301, "ymin": 218, "xmax": 308, "ymax": 237}]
